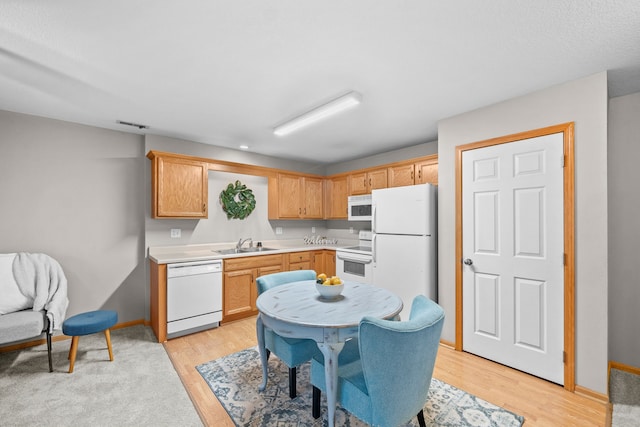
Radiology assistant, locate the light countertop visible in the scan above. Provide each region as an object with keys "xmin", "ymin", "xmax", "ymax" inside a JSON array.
[{"xmin": 148, "ymin": 239, "xmax": 357, "ymax": 264}]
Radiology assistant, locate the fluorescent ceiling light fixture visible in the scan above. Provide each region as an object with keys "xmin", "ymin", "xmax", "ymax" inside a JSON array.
[
  {"xmin": 239, "ymin": 145, "xmax": 249, "ymax": 150},
  {"xmin": 273, "ymin": 91, "xmax": 362, "ymax": 136}
]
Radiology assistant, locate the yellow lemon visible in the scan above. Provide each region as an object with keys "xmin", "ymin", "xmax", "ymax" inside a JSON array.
[
  {"xmin": 331, "ymin": 277, "xmax": 342, "ymax": 285},
  {"xmin": 323, "ymin": 279, "xmax": 332, "ymax": 286},
  {"xmin": 318, "ymin": 273, "xmax": 327, "ymax": 281}
]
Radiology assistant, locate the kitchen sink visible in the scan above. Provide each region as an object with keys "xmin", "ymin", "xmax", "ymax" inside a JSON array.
[{"xmin": 214, "ymin": 247, "xmax": 276, "ymax": 255}]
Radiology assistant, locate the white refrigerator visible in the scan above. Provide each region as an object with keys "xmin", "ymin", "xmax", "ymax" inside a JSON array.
[{"xmin": 371, "ymin": 184, "xmax": 437, "ymax": 321}]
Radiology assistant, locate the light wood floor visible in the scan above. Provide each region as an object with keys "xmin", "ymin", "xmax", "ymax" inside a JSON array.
[{"xmin": 163, "ymin": 316, "xmax": 609, "ymax": 427}]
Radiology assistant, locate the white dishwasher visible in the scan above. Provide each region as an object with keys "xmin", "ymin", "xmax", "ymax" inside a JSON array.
[{"xmin": 166, "ymin": 259, "xmax": 223, "ymax": 338}]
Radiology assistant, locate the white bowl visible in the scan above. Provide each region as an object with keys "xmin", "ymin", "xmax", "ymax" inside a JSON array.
[{"xmin": 315, "ymin": 282, "xmax": 344, "ymax": 299}]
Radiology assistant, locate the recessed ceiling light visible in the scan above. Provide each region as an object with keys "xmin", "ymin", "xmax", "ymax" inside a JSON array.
[
  {"xmin": 239, "ymin": 145, "xmax": 249, "ymax": 150},
  {"xmin": 273, "ymin": 91, "xmax": 362, "ymax": 137}
]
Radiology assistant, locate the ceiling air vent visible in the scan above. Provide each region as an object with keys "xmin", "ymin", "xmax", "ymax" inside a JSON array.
[{"xmin": 117, "ymin": 120, "xmax": 149, "ymax": 129}]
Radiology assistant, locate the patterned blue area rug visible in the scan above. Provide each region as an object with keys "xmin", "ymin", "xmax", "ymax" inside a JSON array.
[{"xmin": 197, "ymin": 347, "xmax": 524, "ymax": 427}]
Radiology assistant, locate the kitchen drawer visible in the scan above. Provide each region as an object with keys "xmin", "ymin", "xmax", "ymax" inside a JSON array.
[
  {"xmin": 289, "ymin": 261, "xmax": 312, "ymax": 271},
  {"xmin": 224, "ymin": 254, "xmax": 283, "ymax": 271},
  {"xmin": 287, "ymin": 251, "xmax": 311, "ymax": 264}
]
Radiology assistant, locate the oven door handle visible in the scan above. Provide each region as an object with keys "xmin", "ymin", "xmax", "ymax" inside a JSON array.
[{"xmin": 336, "ymin": 254, "xmax": 373, "ymax": 264}]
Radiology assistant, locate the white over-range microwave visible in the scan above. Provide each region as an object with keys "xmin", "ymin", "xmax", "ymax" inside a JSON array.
[{"xmin": 348, "ymin": 195, "xmax": 372, "ymax": 221}]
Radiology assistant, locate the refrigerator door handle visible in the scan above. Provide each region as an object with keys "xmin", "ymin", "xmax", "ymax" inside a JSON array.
[
  {"xmin": 372, "ymin": 205, "xmax": 377, "ymax": 233},
  {"xmin": 372, "ymin": 234, "xmax": 377, "ymax": 263}
]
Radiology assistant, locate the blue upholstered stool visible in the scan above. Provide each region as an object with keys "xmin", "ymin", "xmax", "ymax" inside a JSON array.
[{"xmin": 62, "ymin": 310, "xmax": 118, "ymax": 373}]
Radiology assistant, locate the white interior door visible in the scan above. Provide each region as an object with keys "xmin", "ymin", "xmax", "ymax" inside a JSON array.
[{"xmin": 462, "ymin": 132, "xmax": 564, "ymax": 384}]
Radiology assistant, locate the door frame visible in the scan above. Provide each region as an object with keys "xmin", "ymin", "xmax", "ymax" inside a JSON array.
[{"xmin": 454, "ymin": 122, "xmax": 575, "ymax": 391}]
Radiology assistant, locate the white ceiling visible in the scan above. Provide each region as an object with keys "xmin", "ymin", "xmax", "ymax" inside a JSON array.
[{"xmin": 1, "ymin": 1, "xmax": 639, "ymax": 164}]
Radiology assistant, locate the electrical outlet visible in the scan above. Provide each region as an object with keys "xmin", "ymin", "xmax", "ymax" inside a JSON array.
[
  {"xmin": 311, "ymin": 226, "xmax": 316, "ymax": 234},
  {"xmin": 170, "ymin": 228, "xmax": 181, "ymax": 238},
  {"xmin": 275, "ymin": 227, "xmax": 283, "ymax": 235}
]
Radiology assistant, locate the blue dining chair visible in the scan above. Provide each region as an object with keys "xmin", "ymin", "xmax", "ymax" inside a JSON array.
[
  {"xmin": 256, "ymin": 269, "xmax": 320, "ymax": 398},
  {"xmin": 311, "ymin": 295, "xmax": 445, "ymax": 426}
]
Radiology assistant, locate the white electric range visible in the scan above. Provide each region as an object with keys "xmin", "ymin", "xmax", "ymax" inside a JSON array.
[{"xmin": 335, "ymin": 231, "xmax": 373, "ymax": 284}]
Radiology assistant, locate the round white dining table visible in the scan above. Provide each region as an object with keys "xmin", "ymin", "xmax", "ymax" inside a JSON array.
[{"xmin": 256, "ymin": 280, "xmax": 403, "ymax": 427}]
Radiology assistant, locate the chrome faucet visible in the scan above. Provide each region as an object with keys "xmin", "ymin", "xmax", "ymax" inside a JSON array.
[{"xmin": 236, "ymin": 237, "xmax": 253, "ymax": 250}]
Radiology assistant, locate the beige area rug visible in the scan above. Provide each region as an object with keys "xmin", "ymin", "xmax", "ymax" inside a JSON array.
[
  {"xmin": 612, "ymin": 404, "xmax": 640, "ymax": 427},
  {"xmin": 0, "ymin": 325, "xmax": 202, "ymax": 427},
  {"xmin": 197, "ymin": 347, "xmax": 525, "ymax": 427},
  {"xmin": 610, "ymin": 368, "xmax": 640, "ymax": 427}
]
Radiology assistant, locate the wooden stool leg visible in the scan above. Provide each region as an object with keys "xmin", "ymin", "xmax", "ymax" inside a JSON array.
[
  {"xmin": 68, "ymin": 336, "xmax": 79, "ymax": 373},
  {"xmin": 104, "ymin": 329, "xmax": 114, "ymax": 361}
]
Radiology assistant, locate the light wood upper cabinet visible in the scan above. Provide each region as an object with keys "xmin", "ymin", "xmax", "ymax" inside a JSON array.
[
  {"xmin": 324, "ymin": 176, "xmax": 349, "ymax": 219},
  {"xmin": 270, "ymin": 173, "xmax": 324, "ymax": 219},
  {"xmin": 388, "ymin": 163, "xmax": 416, "ymax": 188},
  {"xmin": 387, "ymin": 155, "xmax": 439, "ymax": 188},
  {"xmin": 368, "ymin": 168, "xmax": 388, "ymax": 192},
  {"xmin": 148, "ymin": 153, "xmax": 208, "ymax": 218},
  {"xmin": 304, "ymin": 177, "xmax": 324, "ymax": 218},
  {"xmin": 277, "ymin": 173, "xmax": 302, "ymax": 218},
  {"xmin": 349, "ymin": 168, "xmax": 388, "ymax": 195},
  {"xmin": 349, "ymin": 171, "xmax": 367, "ymax": 195},
  {"xmin": 415, "ymin": 158, "xmax": 438, "ymax": 185},
  {"xmin": 146, "ymin": 150, "xmax": 437, "ymax": 220}
]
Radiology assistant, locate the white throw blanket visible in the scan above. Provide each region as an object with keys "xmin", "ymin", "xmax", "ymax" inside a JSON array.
[{"xmin": 12, "ymin": 253, "xmax": 69, "ymax": 332}]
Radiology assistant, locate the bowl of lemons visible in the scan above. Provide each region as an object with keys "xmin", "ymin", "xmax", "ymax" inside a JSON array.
[{"xmin": 315, "ymin": 273, "xmax": 344, "ymax": 299}]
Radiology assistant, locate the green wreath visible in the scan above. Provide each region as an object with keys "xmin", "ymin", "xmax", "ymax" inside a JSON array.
[{"xmin": 220, "ymin": 180, "xmax": 256, "ymax": 220}]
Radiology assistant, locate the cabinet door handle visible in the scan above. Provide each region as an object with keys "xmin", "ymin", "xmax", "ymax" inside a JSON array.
[
  {"xmin": 411, "ymin": 171, "xmax": 414, "ymax": 180},
  {"xmin": 202, "ymin": 203, "xmax": 206, "ymax": 212},
  {"xmin": 418, "ymin": 170, "xmax": 422, "ymax": 180}
]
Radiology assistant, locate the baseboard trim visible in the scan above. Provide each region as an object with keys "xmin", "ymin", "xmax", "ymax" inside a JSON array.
[
  {"xmin": 575, "ymin": 384, "xmax": 609, "ymax": 404},
  {"xmin": 111, "ymin": 318, "xmax": 146, "ymax": 331},
  {"xmin": 439, "ymin": 339, "xmax": 455, "ymax": 349},
  {"xmin": 0, "ymin": 318, "xmax": 146, "ymax": 353},
  {"xmin": 609, "ymin": 360, "xmax": 640, "ymax": 376}
]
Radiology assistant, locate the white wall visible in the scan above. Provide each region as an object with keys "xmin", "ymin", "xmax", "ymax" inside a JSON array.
[
  {"xmin": 437, "ymin": 72, "xmax": 609, "ymax": 393},
  {"xmin": 0, "ymin": 110, "xmax": 146, "ymax": 324},
  {"xmin": 608, "ymin": 91, "xmax": 640, "ymax": 368}
]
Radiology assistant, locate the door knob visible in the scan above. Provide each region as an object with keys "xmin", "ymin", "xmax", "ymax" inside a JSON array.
[{"xmin": 463, "ymin": 258, "xmax": 473, "ymax": 266}]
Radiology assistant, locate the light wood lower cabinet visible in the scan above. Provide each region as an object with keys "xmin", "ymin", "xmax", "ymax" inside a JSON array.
[
  {"xmin": 287, "ymin": 251, "xmax": 312, "ymax": 270},
  {"xmin": 313, "ymin": 250, "xmax": 336, "ymax": 277},
  {"xmin": 222, "ymin": 254, "xmax": 283, "ymax": 323},
  {"xmin": 149, "ymin": 260, "xmax": 168, "ymax": 342}
]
